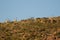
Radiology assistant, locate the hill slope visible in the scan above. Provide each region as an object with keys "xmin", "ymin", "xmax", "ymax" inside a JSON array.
[{"xmin": 0, "ymin": 16, "xmax": 60, "ymax": 40}]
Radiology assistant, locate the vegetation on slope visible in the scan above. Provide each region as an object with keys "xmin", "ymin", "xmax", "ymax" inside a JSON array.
[{"xmin": 0, "ymin": 16, "xmax": 60, "ymax": 40}]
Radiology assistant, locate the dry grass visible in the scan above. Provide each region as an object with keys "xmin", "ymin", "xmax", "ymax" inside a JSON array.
[{"xmin": 0, "ymin": 16, "xmax": 60, "ymax": 40}]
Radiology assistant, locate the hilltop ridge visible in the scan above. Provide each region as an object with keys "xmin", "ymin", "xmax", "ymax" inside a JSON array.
[{"xmin": 3, "ymin": 16, "xmax": 60, "ymax": 24}]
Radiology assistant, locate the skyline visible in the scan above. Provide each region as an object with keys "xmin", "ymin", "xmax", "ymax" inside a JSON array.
[{"xmin": 0, "ymin": 0, "xmax": 60, "ymax": 22}]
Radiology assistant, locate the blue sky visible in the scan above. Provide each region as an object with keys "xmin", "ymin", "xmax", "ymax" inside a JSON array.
[{"xmin": 0, "ymin": 0, "xmax": 60, "ymax": 22}]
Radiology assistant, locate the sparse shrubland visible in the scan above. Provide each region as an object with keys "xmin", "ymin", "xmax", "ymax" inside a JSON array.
[{"xmin": 0, "ymin": 16, "xmax": 60, "ymax": 40}]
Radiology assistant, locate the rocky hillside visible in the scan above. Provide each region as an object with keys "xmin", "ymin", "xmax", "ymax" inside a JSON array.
[{"xmin": 0, "ymin": 16, "xmax": 60, "ymax": 40}]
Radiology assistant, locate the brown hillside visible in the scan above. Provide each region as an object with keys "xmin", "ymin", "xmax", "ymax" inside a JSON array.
[{"xmin": 0, "ymin": 16, "xmax": 60, "ymax": 40}]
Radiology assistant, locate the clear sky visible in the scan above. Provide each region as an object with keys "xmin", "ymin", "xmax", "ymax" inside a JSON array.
[{"xmin": 0, "ymin": 0, "xmax": 60, "ymax": 22}]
